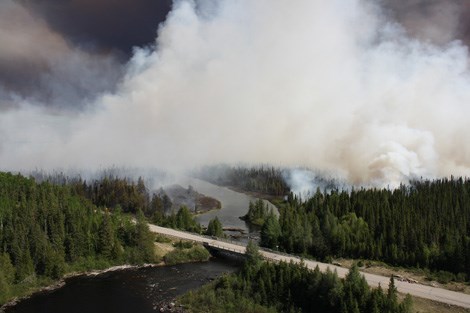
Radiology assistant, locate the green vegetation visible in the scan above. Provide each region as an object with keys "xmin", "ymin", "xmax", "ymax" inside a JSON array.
[
  {"xmin": 69, "ymin": 176, "xmax": 152, "ymax": 215},
  {"xmin": 152, "ymin": 206, "xmax": 202, "ymax": 233},
  {"xmin": 0, "ymin": 172, "xmax": 156, "ymax": 305},
  {"xmin": 219, "ymin": 166, "xmax": 470, "ymax": 281},
  {"xmin": 163, "ymin": 242, "xmax": 210, "ymax": 265},
  {"xmin": 241, "ymin": 199, "xmax": 270, "ymax": 226},
  {"xmin": 260, "ymin": 211, "xmax": 281, "ymax": 249},
  {"xmin": 155, "ymin": 234, "xmax": 172, "ymax": 243},
  {"xmin": 205, "ymin": 216, "xmax": 224, "ymax": 237},
  {"xmin": 180, "ymin": 242, "xmax": 412, "ymax": 313},
  {"xmin": 259, "ymin": 178, "xmax": 470, "ymax": 281},
  {"xmin": 197, "ymin": 165, "xmax": 289, "ymax": 196}
]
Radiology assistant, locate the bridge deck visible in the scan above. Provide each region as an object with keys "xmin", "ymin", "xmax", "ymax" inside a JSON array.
[{"xmin": 148, "ymin": 224, "xmax": 470, "ymax": 309}]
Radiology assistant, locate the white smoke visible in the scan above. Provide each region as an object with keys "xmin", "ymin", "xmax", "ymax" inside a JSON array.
[
  {"xmin": 283, "ymin": 168, "xmax": 349, "ymax": 198},
  {"xmin": 2, "ymin": 0, "xmax": 470, "ymax": 187}
]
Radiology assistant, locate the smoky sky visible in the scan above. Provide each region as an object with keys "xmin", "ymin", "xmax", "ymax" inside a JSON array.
[
  {"xmin": 0, "ymin": 0, "xmax": 172, "ymax": 111},
  {"xmin": 380, "ymin": 0, "xmax": 470, "ymax": 46},
  {"xmin": 2, "ymin": 0, "xmax": 470, "ymax": 187},
  {"xmin": 19, "ymin": 0, "xmax": 470, "ymax": 54},
  {"xmin": 20, "ymin": 0, "xmax": 173, "ymax": 57},
  {"xmin": 2, "ymin": 0, "xmax": 470, "ymax": 111}
]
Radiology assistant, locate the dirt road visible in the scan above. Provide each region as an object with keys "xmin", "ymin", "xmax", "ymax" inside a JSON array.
[{"xmin": 149, "ymin": 224, "xmax": 470, "ymax": 309}]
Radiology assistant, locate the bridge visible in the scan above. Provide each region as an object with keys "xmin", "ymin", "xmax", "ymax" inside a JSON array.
[{"xmin": 148, "ymin": 224, "xmax": 470, "ymax": 309}]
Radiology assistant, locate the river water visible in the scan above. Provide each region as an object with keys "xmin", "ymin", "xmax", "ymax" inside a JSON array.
[
  {"xmin": 4, "ymin": 179, "xmax": 271, "ymax": 313},
  {"xmin": 174, "ymin": 177, "xmax": 277, "ymax": 233},
  {"xmin": 5, "ymin": 259, "xmax": 240, "ymax": 313}
]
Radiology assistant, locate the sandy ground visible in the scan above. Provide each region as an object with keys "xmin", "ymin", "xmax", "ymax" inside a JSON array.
[{"xmin": 336, "ymin": 258, "xmax": 470, "ymax": 296}]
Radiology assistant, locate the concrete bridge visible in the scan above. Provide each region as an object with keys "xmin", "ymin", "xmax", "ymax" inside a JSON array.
[{"xmin": 148, "ymin": 224, "xmax": 470, "ymax": 309}]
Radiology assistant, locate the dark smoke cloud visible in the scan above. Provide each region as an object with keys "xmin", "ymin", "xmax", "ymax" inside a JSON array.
[
  {"xmin": 0, "ymin": 0, "xmax": 172, "ymax": 111},
  {"xmin": 2, "ymin": 0, "xmax": 470, "ymax": 111},
  {"xmin": 20, "ymin": 0, "xmax": 173, "ymax": 57},
  {"xmin": 2, "ymin": 0, "xmax": 470, "ymax": 188}
]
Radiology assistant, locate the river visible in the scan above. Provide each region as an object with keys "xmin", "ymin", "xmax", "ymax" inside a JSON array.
[
  {"xmin": 4, "ymin": 259, "xmax": 240, "ymax": 313},
  {"xmin": 174, "ymin": 177, "xmax": 277, "ymax": 234},
  {"xmin": 4, "ymin": 178, "xmax": 272, "ymax": 313}
]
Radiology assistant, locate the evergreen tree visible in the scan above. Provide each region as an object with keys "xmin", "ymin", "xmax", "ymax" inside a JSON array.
[
  {"xmin": 206, "ymin": 216, "xmax": 224, "ymax": 237},
  {"xmin": 245, "ymin": 240, "xmax": 263, "ymax": 271},
  {"xmin": 98, "ymin": 212, "xmax": 115, "ymax": 258},
  {"xmin": 134, "ymin": 210, "xmax": 155, "ymax": 263},
  {"xmin": 261, "ymin": 212, "xmax": 281, "ymax": 249}
]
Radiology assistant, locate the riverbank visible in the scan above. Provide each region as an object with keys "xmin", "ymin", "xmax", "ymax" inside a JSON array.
[
  {"xmin": 1, "ymin": 235, "xmax": 210, "ymax": 312},
  {"xmin": 0, "ymin": 263, "xmax": 157, "ymax": 312},
  {"xmin": 225, "ymin": 185, "xmax": 284, "ymax": 203},
  {"xmin": 4, "ymin": 258, "xmax": 240, "ymax": 313}
]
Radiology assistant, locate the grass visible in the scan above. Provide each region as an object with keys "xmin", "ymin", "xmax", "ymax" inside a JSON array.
[
  {"xmin": 404, "ymin": 295, "xmax": 470, "ymax": 313},
  {"xmin": 164, "ymin": 244, "xmax": 210, "ymax": 265}
]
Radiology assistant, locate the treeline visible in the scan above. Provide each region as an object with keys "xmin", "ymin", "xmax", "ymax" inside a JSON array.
[
  {"xmin": 241, "ymin": 199, "xmax": 271, "ymax": 226},
  {"xmin": 197, "ymin": 165, "xmax": 289, "ymax": 196},
  {"xmin": 152, "ymin": 206, "xmax": 224, "ymax": 238},
  {"xmin": 260, "ymin": 177, "xmax": 470, "ymax": 280},
  {"xmin": 181, "ymin": 242, "xmax": 412, "ymax": 313},
  {"xmin": 0, "ymin": 172, "xmax": 155, "ymax": 304},
  {"xmin": 69, "ymin": 174, "xmax": 223, "ymax": 237},
  {"xmin": 70, "ymin": 176, "xmax": 223, "ymax": 221},
  {"xmin": 152, "ymin": 206, "xmax": 202, "ymax": 233},
  {"xmin": 70, "ymin": 176, "xmax": 150, "ymax": 214}
]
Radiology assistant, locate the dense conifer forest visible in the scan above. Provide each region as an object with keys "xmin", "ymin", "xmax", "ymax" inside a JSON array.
[
  {"xmin": 259, "ymin": 178, "xmax": 470, "ymax": 281},
  {"xmin": 181, "ymin": 242, "xmax": 413, "ymax": 313},
  {"xmin": 197, "ymin": 165, "xmax": 289, "ymax": 196},
  {"xmin": 2, "ymin": 167, "xmax": 470, "ymax": 309},
  {"xmin": 0, "ymin": 172, "xmax": 156, "ymax": 304}
]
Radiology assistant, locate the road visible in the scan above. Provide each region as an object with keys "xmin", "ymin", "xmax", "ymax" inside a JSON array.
[{"xmin": 149, "ymin": 224, "xmax": 470, "ymax": 309}]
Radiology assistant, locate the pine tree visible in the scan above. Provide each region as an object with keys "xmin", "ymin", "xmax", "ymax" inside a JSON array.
[
  {"xmin": 387, "ymin": 276, "xmax": 398, "ymax": 312},
  {"xmin": 245, "ymin": 240, "xmax": 262, "ymax": 271},
  {"xmin": 206, "ymin": 216, "xmax": 224, "ymax": 237},
  {"xmin": 134, "ymin": 210, "xmax": 155, "ymax": 263},
  {"xmin": 261, "ymin": 212, "xmax": 281, "ymax": 249},
  {"xmin": 98, "ymin": 212, "xmax": 115, "ymax": 258}
]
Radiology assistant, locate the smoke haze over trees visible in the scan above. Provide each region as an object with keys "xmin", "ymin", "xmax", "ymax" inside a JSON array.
[{"xmin": 2, "ymin": 0, "xmax": 470, "ymax": 186}]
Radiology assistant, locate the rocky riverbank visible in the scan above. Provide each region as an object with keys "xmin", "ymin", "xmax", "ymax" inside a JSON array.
[
  {"xmin": 154, "ymin": 299, "xmax": 187, "ymax": 313},
  {"xmin": 0, "ymin": 264, "xmax": 161, "ymax": 313}
]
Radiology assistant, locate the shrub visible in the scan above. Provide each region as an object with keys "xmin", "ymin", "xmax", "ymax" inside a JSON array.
[
  {"xmin": 164, "ymin": 245, "xmax": 210, "ymax": 265},
  {"xmin": 436, "ymin": 271, "xmax": 455, "ymax": 284}
]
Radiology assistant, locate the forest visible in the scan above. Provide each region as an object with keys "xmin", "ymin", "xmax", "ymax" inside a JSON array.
[
  {"xmin": 184, "ymin": 166, "xmax": 470, "ymax": 282},
  {"xmin": 180, "ymin": 241, "xmax": 413, "ymax": 313},
  {"xmin": 241, "ymin": 199, "xmax": 271, "ymax": 226},
  {"xmin": 257, "ymin": 178, "xmax": 470, "ymax": 281},
  {"xmin": 0, "ymin": 172, "xmax": 156, "ymax": 305},
  {"xmin": 2, "ymin": 167, "xmax": 470, "ymax": 308},
  {"xmin": 196, "ymin": 165, "xmax": 289, "ymax": 196}
]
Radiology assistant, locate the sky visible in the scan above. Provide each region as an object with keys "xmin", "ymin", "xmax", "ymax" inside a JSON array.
[{"xmin": 1, "ymin": 0, "xmax": 470, "ymax": 187}]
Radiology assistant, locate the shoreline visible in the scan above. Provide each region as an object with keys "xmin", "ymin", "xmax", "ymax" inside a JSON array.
[
  {"xmin": 0, "ymin": 263, "xmax": 163, "ymax": 312},
  {"xmin": 1, "ymin": 249, "xmax": 215, "ymax": 313},
  {"xmin": 193, "ymin": 206, "xmax": 221, "ymax": 217},
  {"xmin": 225, "ymin": 185, "xmax": 281, "ymax": 201}
]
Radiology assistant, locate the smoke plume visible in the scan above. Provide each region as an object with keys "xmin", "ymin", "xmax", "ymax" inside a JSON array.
[
  {"xmin": 0, "ymin": 0, "xmax": 125, "ymax": 111},
  {"xmin": 2, "ymin": 0, "xmax": 470, "ymax": 187}
]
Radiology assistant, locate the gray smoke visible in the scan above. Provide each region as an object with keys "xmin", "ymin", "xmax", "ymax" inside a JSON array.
[
  {"xmin": 0, "ymin": 0, "xmax": 123, "ymax": 111},
  {"xmin": 380, "ymin": 0, "xmax": 470, "ymax": 47},
  {"xmin": 2, "ymin": 0, "xmax": 470, "ymax": 188}
]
